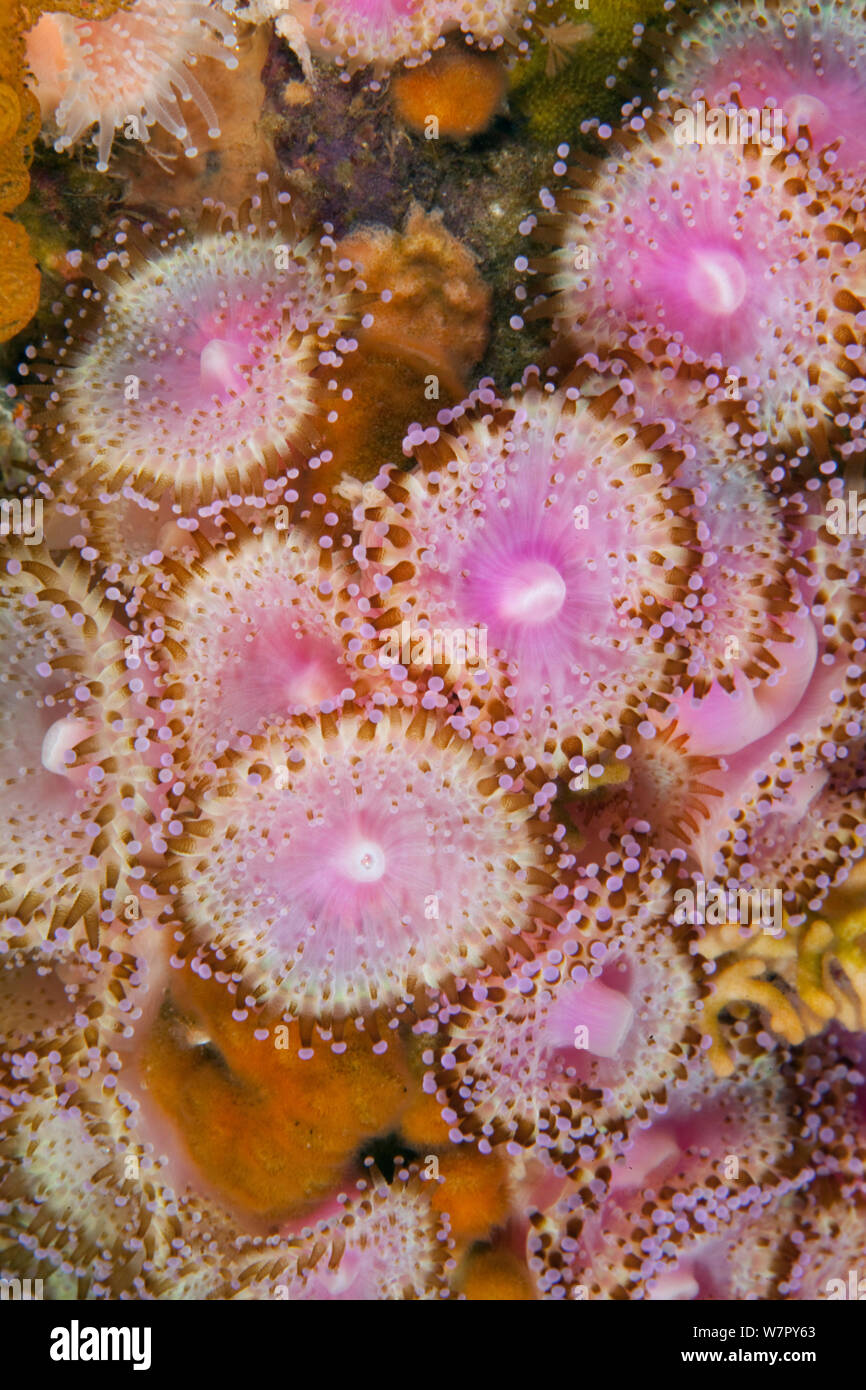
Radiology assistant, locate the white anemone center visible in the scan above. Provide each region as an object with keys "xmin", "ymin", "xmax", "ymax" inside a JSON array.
[
  {"xmin": 498, "ymin": 560, "xmax": 567, "ymax": 625},
  {"xmin": 41, "ymin": 717, "xmax": 91, "ymax": 776},
  {"xmin": 199, "ymin": 337, "xmax": 248, "ymax": 396},
  {"xmin": 685, "ymin": 250, "xmax": 747, "ymax": 316},
  {"xmin": 284, "ymin": 659, "xmax": 339, "ymax": 710},
  {"xmin": 342, "ymin": 838, "xmax": 386, "ymax": 883}
]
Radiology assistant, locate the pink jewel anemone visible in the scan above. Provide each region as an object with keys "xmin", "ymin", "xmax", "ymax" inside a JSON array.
[
  {"xmin": 529, "ymin": 1070, "xmax": 806, "ymax": 1299},
  {"xmin": 19, "ymin": 200, "xmax": 358, "ymax": 509},
  {"xmin": 143, "ymin": 515, "xmax": 369, "ymax": 766},
  {"xmin": 159, "ymin": 705, "xmax": 554, "ymax": 1040},
  {"xmin": 562, "ymin": 719, "xmax": 725, "ymax": 865},
  {"xmin": 352, "ymin": 372, "xmax": 698, "ymax": 769},
  {"xmin": 431, "ymin": 905, "xmax": 707, "ymax": 1164},
  {"xmin": 0, "ymin": 544, "xmax": 160, "ymax": 951},
  {"xmin": 675, "ymin": 431, "xmax": 801, "ymax": 698},
  {"xmin": 663, "ymin": 0, "xmax": 866, "ymax": 182},
  {"xmin": 25, "ymin": 0, "xmax": 239, "ymax": 172},
  {"xmin": 275, "ymin": 0, "xmax": 520, "ymax": 74},
  {"xmin": 220, "ymin": 1166, "xmax": 453, "ymax": 1300},
  {"xmin": 0, "ymin": 1062, "xmax": 196, "ymax": 1299},
  {"xmin": 0, "ymin": 936, "xmax": 145, "ymax": 1108},
  {"xmin": 675, "ymin": 483, "xmax": 866, "ymax": 770},
  {"xmin": 710, "ymin": 762, "xmax": 866, "ymax": 927},
  {"xmin": 547, "ymin": 123, "xmax": 857, "ymax": 446},
  {"xmin": 594, "ymin": 360, "xmax": 814, "ymax": 750}
]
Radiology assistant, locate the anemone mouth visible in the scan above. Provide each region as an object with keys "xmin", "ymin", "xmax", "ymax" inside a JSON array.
[
  {"xmin": 25, "ymin": 0, "xmax": 238, "ymax": 172},
  {"xmin": 158, "ymin": 705, "xmax": 553, "ymax": 1034},
  {"xmin": 462, "ymin": 528, "xmax": 601, "ymax": 664},
  {"xmin": 0, "ymin": 545, "xmax": 159, "ymax": 949},
  {"xmin": 546, "ymin": 121, "xmax": 856, "ymax": 447},
  {"xmin": 431, "ymin": 872, "xmax": 707, "ymax": 1161},
  {"xmin": 783, "ymin": 92, "xmax": 832, "ymax": 145},
  {"xmin": 22, "ymin": 206, "xmax": 358, "ymax": 510},
  {"xmin": 564, "ymin": 721, "xmax": 725, "ymax": 860},
  {"xmin": 494, "ymin": 556, "xmax": 568, "ymax": 626},
  {"xmin": 684, "ymin": 247, "xmax": 748, "ymax": 318},
  {"xmin": 352, "ymin": 372, "xmax": 699, "ymax": 767},
  {"xmin": 337, "ymin": 835, "xmax": 388, "ymax": 884}
]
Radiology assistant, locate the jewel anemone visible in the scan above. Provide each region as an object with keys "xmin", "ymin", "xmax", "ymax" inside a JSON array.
[
  {"xmin": 351, "ymin": 371, "xmax": 697, "ymax": 770},
  {"xmin": 18, "ymin": 195, "xmax": 359, "ymax": 509},
  {"xmin": 780, "ymin": 493, "xmax": 866, "ymax": 768},
  {"xmin": 564, "ymin": 719, "xmax": 726, "ymax": 868},
  {"xmin": 158, "ymin": 705, "xmax": 555, "ymax": 1045},
  {"xmin": 0, "ymin": 1066, "xmax": 194, "ymax": 1299},
  {"xmin": 712, "ymin": 762, "xmax": 866, "ymax": 926},
  {"xmin": 553, "ymin": 355, "xmax": 807, "ymax": 704},
  {"xmin": 224, "ymin": 1167, "xmax": 453, "ymax": 1300},
  {"xmin": 667, "ymin": 479, "xmax": 866, "ymax": 765},
  {"xmin": 432, "ymin": 902, "xmax": 707, "ymax": 1166},
  {"xmin": 280, "ymin": 0, "xmax": 522, "ymax": 75},
  {"xmin": 529, "ymin": 1071, "xmax": 806, "ymax": 1299},
  {"xmin": 141, "ymin": 514, "xmax": 371, "ymax": 767},
  {"xmin": 662, "ymin": 0, "xmax": 866, "ymax": 184},
  {"xmin": 0, "ymin": 543, "xmax": 160, "ymax": 950},
  {"xmin": 25, "ymin": 0, "xmax": 239, "ymax": 172},
  {"xmin": 545, "ymin": 120, "xmax": 858, "ymax": 447},
  {"xmin": 789, "ymin": 1028, "xmax": 866, "ymax": 1192}
]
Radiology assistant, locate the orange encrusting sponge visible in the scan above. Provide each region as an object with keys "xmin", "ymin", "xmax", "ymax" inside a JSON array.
[
  {"xmin": 458, "ymin": 1248, "xmax": 536, "ymax": 1300},
  {"xmin": 391, "ymin": 45, "xmax": 506, "ymax": 141},
  {"xmin": 139, "ymin": 968, "xmax": 411, "ymax": 1221},
  {"xmin": 427, "ymin": 1149, "xmax": 512, "ymax": 1243}
]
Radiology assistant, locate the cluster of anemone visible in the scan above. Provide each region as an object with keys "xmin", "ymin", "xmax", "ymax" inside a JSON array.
[
  {"xmin": 25, "ymin": 0, "xmax": 240, "ymax": 172},
  {"xmin": 2, "ymin": 0, "xmax": 866, "ymax": 1302},
  {"xmin": 23, "ymin": 0, "xmax": 524, "ymax": 151}
]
